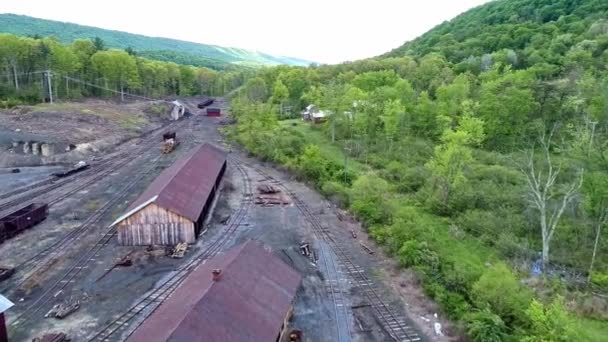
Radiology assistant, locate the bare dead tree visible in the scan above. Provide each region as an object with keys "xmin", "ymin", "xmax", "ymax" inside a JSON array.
[
  {"xmin": 589, "ymin": 207, "xmax": 608, "ymax": 282},
  {"xmin": 520, "ymin": 127, "xmax": 584, "ymax": 270}
]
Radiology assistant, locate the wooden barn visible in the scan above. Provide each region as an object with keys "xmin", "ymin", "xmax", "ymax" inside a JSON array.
[{"xmin": 111, "ymin": 143, "xmax": 227, "ymax": 246}]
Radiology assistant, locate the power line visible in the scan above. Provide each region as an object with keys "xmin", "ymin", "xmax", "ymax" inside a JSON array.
[{"xmin": 59, "ymin": 74, "xmax": 169, "ymax": 103}]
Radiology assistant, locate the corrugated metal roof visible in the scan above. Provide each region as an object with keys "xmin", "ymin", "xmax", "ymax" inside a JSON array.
[
  {"xmin": 129, "ymin": 240, "xmax": 302, "ymax": 342},
  {"xmin": 120, "ymin": 143, "xmax": 227, "ymax": 223}
]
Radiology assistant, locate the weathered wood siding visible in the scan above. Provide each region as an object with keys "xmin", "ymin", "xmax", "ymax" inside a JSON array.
[{"xmin": 117, "ymin": 203, "xmax": 195, "ymax": 246}]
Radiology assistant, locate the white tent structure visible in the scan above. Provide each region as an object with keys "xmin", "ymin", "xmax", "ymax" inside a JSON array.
[{"xmin": 170, "ymin": 100, "xmax": 185, "ymax": 121}]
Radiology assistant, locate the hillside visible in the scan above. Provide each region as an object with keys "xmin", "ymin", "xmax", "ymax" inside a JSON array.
[
  {"xmin": 0, "ymin": 14, "xmax": 312, "ymax": 69},
  {"xmin": 385, "ymin": 0, "xmax": 608, "ymax": 69},
  {"xmin": 223, "ymin": 0, "xmax": 608, "ymax": 340}
]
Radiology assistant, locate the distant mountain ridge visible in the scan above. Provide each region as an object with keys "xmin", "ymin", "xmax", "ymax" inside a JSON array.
[{"xmin": 0, "ymin": 14, "xmax": 313, "ymax": 69}]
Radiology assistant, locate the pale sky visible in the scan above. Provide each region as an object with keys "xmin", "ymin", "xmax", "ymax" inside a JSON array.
[{"xmin": 1, "ymin": 0, "xmax": 493, "ymax": 64}]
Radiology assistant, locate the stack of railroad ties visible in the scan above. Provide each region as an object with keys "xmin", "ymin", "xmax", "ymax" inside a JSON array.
[{"xmin": 255, "ymin": 183, "xmax": 290, "ymax": 205}]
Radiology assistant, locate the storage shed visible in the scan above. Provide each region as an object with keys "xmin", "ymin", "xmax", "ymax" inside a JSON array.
[
  {"xmin": 129, "ymin": 240, "xmax": 302, "ymax": 342},
  {"xmin": 111, "ymin": 143, "xmax": 227, "ymax": 246},
  {"xmin": 206, "ymin": 107, "xmax": 221, "ymax": 117}
]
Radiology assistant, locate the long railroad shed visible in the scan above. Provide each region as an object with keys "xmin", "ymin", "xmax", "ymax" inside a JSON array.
[
  {"xmin": 111, "ymin": 143, "xmax": 227, "ymax": 246},
  {"xmin": 128, "ymin": 240, "xmax": 302, "ymax": 342}
]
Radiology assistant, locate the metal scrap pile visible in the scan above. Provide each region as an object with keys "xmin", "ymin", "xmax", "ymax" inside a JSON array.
[
  {"xmin": 32, "ymin": 332, "xmax": 70, "ymax": 342},
  {"xmin": 255, "ymin": 183, "xmax": 290, "ymax": 205},
  {"xmin": 45, "ymin": 299, "xmax": 80, "ymax": 319}
]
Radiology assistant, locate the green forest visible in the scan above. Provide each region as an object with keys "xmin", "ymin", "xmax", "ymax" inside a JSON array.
[
  {"xmin": 2, "ymin": 0, "xmax": 608, "ymax": 340},
  {"xmin": 225, "ymin": 0, "xmax": 608, "ymax": 340},
  {"xmin": 0, "ymin": 14, "xmax": 312, "ymax": 70},
  {"xmin": 0, "ymin": 33, "xmax": 252, "ymax": 105}
]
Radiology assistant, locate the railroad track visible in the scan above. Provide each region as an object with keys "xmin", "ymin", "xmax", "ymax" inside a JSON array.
[
  {"xmin": 1, "ymin": 155, "xmax": 165, "ymax": 294},
  {"xmin": 243, "ymin": 161, "xmax": 421, "ymax": 342},
  {"xmin": 7, "ymin": 120, "xmax": 192, "ymax": 327},
  {"xmin": 0, "ymin": 119, "xmax": 184, "ymax": 214},
  {"xmin": 86, "ymin": 158, "xmax": 252, "ymax": 341},
  {"xmin": 7, "ymin": 155, "xmax": 166, "ymax": 327}
]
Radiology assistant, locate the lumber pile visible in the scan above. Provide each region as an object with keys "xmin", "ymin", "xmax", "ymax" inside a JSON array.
[{"xmin": 255, "ymin": 183, "xmax": 290, "ymax": 205}]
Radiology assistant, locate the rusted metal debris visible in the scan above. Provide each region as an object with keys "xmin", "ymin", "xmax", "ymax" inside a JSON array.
[
  {"xmin": 0, "ymin": 266, "xmax": 14, "ymax": 282},
  {"xmin": 359, "ymin": 242, "xmax": 374, "ymax": 255},
  {"xmin": 96, "ymin": 252, "xmax": 133, "ymax": 282},
  {"xmin": 169, "ymin": 242, "xmax": 188, "ymax": 258},
  {"xmin": 32, "ymin": 332, "xmax": 70, "ymax": 342},
  {"xmin": 289, "ymin": 330, "xmax": 303, "ymax": 342},
  {"xmin": 299, "ymin": 242, "xmax": 311, "ymax": 257},
  {"xmin": 45, "ymin": 299, "xmax": 80, "ymax": 319}
]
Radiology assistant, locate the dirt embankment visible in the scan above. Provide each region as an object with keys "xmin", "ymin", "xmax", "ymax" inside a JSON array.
[{"xmin": 0, "ymin": 100, "xmax": 173, "ymax": 167}]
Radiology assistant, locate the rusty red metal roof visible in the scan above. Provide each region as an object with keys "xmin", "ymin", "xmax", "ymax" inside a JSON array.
[
  {"xmin": 128, "ymin": 240, "xmax": 302, "ymax": 342},
  {"xmin": 123, "ymin": 143, "xmax": 227, "ymax": 223}
]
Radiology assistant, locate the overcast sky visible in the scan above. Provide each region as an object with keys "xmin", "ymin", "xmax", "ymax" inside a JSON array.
[{"xmin": 1, "ymin": 0, "xmax": 493, "ymax": 64}]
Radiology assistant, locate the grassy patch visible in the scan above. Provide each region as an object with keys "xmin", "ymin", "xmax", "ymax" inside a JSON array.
[
  {"xmin": 280, "ymin": 119, "xmax": 368, "ymax": 174},
  {"xmin": 576, "ymin": 317, "xmax": 608, "ymax": 342}
]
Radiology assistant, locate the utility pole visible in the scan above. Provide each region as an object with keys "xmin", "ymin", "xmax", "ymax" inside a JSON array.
[{"xmin": 45, "ymin": 70, "xmax": 53, "ymax": 104}]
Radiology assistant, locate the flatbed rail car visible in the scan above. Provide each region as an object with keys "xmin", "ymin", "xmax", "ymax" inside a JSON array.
[
  {"xmin": 197, "ymin": 98, "xmax": 214, "ymax": 109},
  {"xmin": 0, "ymin": 203, "xmax": 48, "ymax": 244},
  {"xmin": 53, "ymin": 161, "xmax": 89, "ymax": 178}
]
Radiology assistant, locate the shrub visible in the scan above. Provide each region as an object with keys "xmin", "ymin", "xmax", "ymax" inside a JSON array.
[
  {"xmin": 521, "ymin": 297, "xmax": 576, "ymax": 342},
  {"xmin": 590, "ymin": 272, "xmax": 608, "ymax": 291},
  {"xmin": 350, "ymin": 173, "xmax": 392, "ymax": 225},
  {"xmin": 465, "ymin": 309, "xmax": 509, "ymax": 342},
  {"xmin": 320, "ymin": 181, "xmax": 350, "ymax": 207},
  {"xmin": 297, "ymin": 145, "xmax": 328, "ymax": 181},
  {"xmin": 472, "ymin": 263, "xmax": 532, "ymax": 327}
]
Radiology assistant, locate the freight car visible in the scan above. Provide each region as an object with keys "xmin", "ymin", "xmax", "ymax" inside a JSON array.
[
  {"xmin": 0, "ymin": 203, "xmax": 48, "ymax": 244},
  {"xmin": 206, "ymin": 107, "xmax": 221, "ymax": 117},
  {"xmin": 53, "ymin": 161, "xmax": 89, "ymax": 178},
  {"xmin": 197, "ymin": 98, "xmax": 214, "ymax": 109}
]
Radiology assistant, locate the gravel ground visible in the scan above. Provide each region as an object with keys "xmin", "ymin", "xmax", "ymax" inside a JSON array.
[{"xmin": 0, "ymin": 98, "xmax": 448, "ymax": 342}]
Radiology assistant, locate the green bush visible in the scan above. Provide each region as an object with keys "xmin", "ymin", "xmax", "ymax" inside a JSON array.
[
  {"xmin": 350, "ymin": 173, "xmax": 392, "ymax": 225},
  {"xmin": 321, "ymin": 180, "xmax": 350, "ymax": 207},
  {"xmin": 590, "ymin": 272, "xmax": 608, "ymax": 291},
  {"xmin": 472, "ymin": 263, "xmax": 532, "ymax": 327},
  {"xmin": 521, "ymin": 297, "xmax": 576, "ymax": 342},
  {"xmin": 297, "ymin": 145, "xmax": 329, "ymax": 181},
  {"xmin": 465, "ymin": 309, "xmax": 509, "ymax": 342}
]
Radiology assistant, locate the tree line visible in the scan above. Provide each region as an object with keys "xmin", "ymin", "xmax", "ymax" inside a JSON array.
[
  {"xmin": 226, "ymin": 1, "xmax": 608, "ymax": 340},
  {"xmin": 0, "ymin": 33, "xmax": 250, "ymax": 106}
]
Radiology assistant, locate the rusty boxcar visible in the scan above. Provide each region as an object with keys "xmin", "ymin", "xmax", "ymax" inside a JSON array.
[
  {"xmin": 206, "ymin": 107, "xmax": 221, "ymax": 117},
  {"xmin": 0, "ymin": 203, "xmax": 48, "ymax": 244}
]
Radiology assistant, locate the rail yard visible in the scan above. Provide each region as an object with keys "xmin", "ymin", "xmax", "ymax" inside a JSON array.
[{"xmin": 0, "ymin": 98, "xmax": 437, "ymax": 342}]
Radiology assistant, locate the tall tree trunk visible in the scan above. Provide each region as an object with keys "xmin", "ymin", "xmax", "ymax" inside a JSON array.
[
  {"xmin": 12, "ymin": 64, "xmax": 19, "ymax": 90},
  {"xmin": 588, "ymin": 221, "xmax": 603, "ymax": 282}
]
